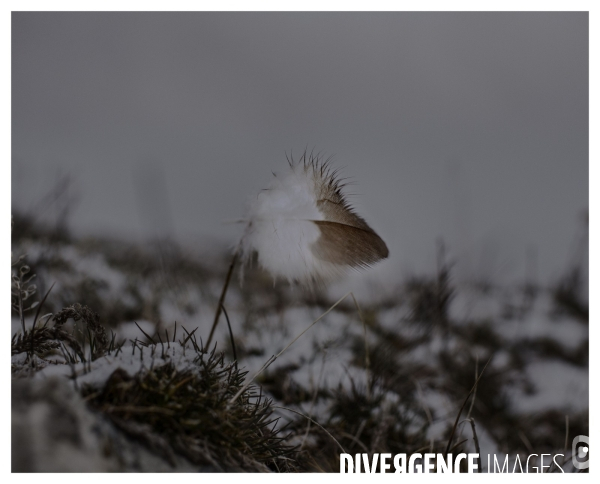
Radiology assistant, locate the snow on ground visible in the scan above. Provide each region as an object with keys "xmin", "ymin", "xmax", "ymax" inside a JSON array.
[
  {"xmin": 511, "ymin": 360, "xmax": 589, "ymax": 414},
  {"xmin": 11, "ymin": 227, "xmax": 589, "ymax": 471}
]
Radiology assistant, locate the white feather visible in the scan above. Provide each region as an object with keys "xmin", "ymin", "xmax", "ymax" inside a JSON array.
[
  {"xmin": 240, "ymin": 155, "xmax": 388, "ymax": 285},
  {"xmin": 241, "ymin": 164, "xmax": 339, "ymax": 283}
]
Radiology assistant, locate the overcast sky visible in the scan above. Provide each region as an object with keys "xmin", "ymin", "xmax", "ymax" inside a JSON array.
[{"xmin": 12, "ymin": 12, "xmax": 588, "ymax": 285}]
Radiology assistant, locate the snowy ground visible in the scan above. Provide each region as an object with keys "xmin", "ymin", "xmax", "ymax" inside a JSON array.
[{"xmin": 11, "ymin": 217, "xmax": 588, "ymax": 472}]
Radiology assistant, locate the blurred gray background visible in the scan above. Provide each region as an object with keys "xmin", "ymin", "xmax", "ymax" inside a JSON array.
[{"xmin": 11, "ymin": 12, "xmax": 588, "ymax": 285}]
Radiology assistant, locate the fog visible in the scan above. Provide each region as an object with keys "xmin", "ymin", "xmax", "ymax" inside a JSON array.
[{"xmin": 12, "ymin": 12, "xmax": 588, "ymax": 285}]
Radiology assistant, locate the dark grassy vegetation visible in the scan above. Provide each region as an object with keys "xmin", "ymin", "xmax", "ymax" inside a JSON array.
[
  {"xmin": 81, "ymin": 351, "xmax": 296, "ymax": 471},
  {"xmin": 11, "ymin": 211, "xmax": 589, "ymax": 472}
]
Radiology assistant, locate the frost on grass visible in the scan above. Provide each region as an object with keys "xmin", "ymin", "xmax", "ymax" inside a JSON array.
[
  {"xmin": 15, "ymin": 330, "xmax": 296, "ymax": 471},
  {"xmin": 81, "ymin": 348, "xmax": 296, "ymax": 471},
  {"xmin": 11, "ymin": 212, "xmax": 589, "ymax": 472}
]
